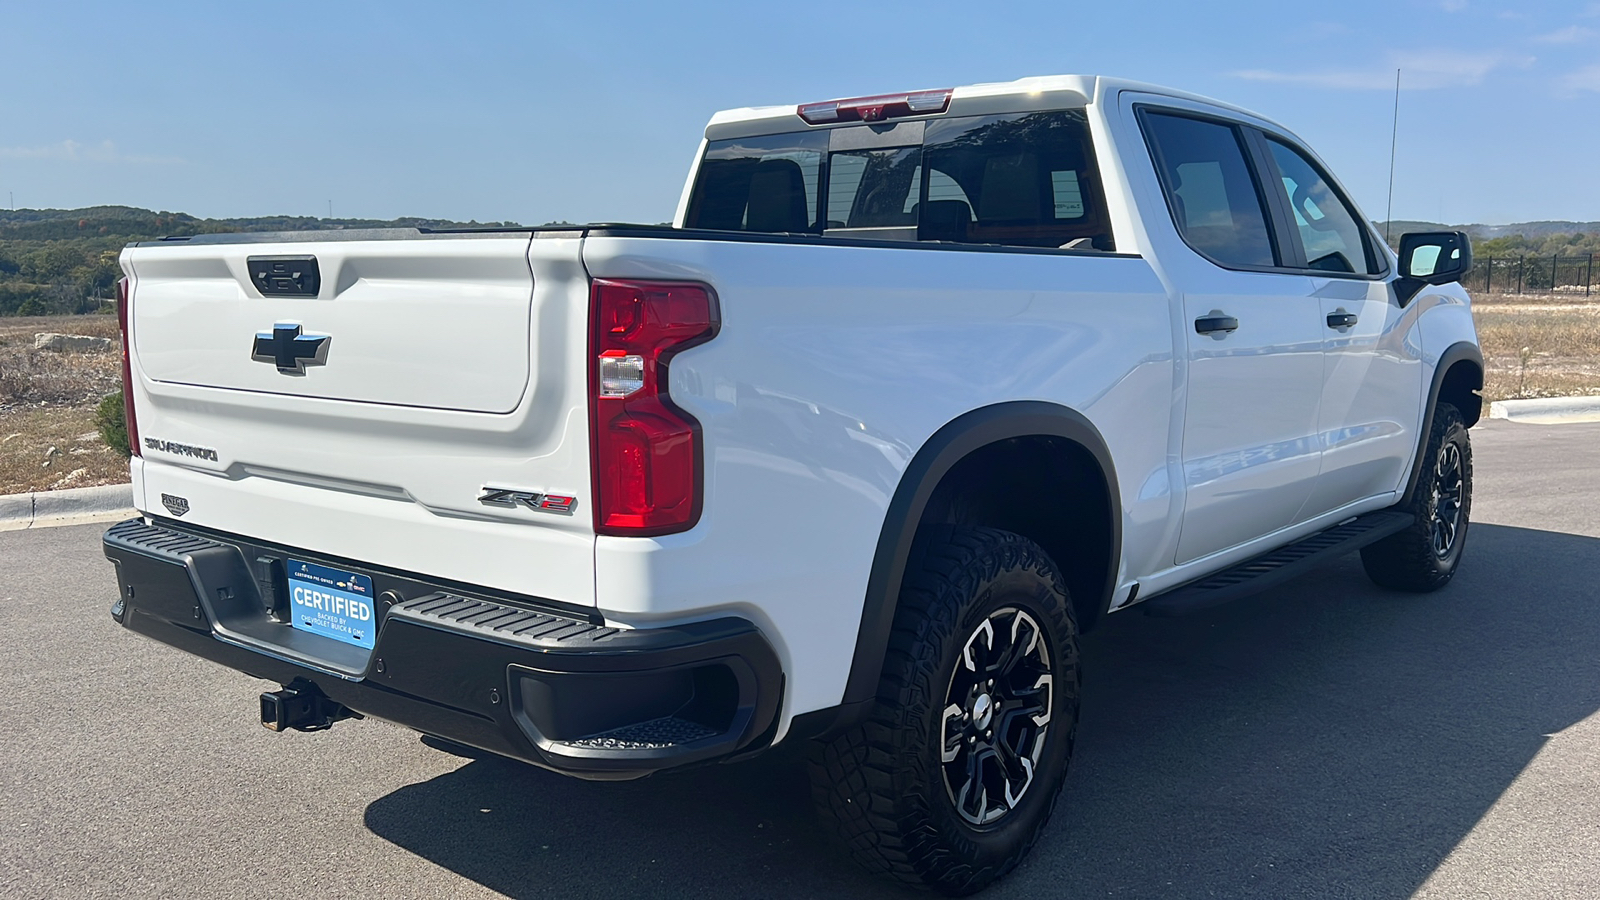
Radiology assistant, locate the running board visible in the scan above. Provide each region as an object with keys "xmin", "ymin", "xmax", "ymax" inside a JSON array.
[{"xmin": 1140, "ymin": 511, "xmax": 1414, "ymax": 617}]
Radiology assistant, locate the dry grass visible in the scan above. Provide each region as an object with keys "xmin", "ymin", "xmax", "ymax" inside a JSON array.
[
  {"xmin": 0, "ymin": 406, "xmax": 129, "ymax": 494},
  {"xmin": 0, "ymin": 314, "xmax": 128, "ymax": 493},
  {"xmin": 0, "ymin": 313, "xmax": 122, "ymax": 409},
  {"xmin": 1471, "ymin": 299, "xmax": 1600, "ymax": 403}
]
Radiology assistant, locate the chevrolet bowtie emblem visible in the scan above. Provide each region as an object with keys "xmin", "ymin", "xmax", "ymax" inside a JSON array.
[{"xmin": 252, "ymin": 322, "xmax": 331, "ymax": 374}]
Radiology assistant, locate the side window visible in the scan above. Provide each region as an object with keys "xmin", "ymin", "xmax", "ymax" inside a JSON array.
[
  {"xmin": 1141, "ymin": 112, "xmax": 1277, "ymax": 269},
  {"xmin": 1264, "ymin": 139, "xmax": 1377, "ymax": 275}
]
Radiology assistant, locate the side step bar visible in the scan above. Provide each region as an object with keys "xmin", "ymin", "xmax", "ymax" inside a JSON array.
[{"xmin": 1140, "ymin": 510, "xmax": 1414, "ymax": 617}]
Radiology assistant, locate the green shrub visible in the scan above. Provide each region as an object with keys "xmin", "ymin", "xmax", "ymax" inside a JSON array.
[{"xmin": 95, "ymin": 391, "xmax": 131, "ymax": 458}]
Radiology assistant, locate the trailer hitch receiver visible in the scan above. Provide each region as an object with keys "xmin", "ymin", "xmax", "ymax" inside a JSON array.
[{"xmin": 259, "ymin": 680, "xmax": 360, "ymax": 732}]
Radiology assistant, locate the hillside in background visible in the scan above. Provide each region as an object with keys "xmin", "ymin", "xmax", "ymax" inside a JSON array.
[
  {"xmin": 1378, "ymin": 219, "xmax": 1600, "ymax": 240},
  {"xmin": 1376, "ymin": 219, "xmax": 1600, "ymax": 261},
  {"xmin": 0, "ymin": 206, "xmax": 535, "ymax": 316}
]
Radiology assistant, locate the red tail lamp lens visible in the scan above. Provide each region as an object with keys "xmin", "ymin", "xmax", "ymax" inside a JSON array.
[
  {"xmin": 116, "ymin": 277, "xmax": 141, "ymax": 458},
  {"xmin": 589, "ymin": 279, "xmax": 719, "ymax": 536}
]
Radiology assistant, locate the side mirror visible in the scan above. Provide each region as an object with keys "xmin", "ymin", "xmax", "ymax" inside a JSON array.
[{"xmin": 1395, "ymin": 231, "xmax": 1472, "ymax": 305}]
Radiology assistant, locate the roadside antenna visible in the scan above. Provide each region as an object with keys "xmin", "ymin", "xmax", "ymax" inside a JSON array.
[{"xmin": 1384, "ymin": 68, "xmax": 1400, "ymax": 245}]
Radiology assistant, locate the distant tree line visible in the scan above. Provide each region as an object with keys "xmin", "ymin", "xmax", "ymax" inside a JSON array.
[
  {"xmin": 0, "ymin": 206, "xmax": 528, "ymax": 316},
  {"xmin": 1472, "ymin": 232, "xmax": 1600, "ymax": 258},
  {"xmin": 1375, "ymin": 220, "xmax": 1600, "ymax": 258}
]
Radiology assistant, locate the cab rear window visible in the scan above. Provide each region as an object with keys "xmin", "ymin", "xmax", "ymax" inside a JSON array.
[
  {"xmin": 684, "ymin": 110, "xmax": 1113, "ymax": 250},
  {"xmin": 684, "ymin": 132, "xmax": 828, "ymax": 233}
]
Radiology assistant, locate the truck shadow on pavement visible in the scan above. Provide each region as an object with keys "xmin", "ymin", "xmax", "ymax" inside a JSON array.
[{"xmin": 364, "ymin": 523, "xmax": 1600, "ymax": 899}]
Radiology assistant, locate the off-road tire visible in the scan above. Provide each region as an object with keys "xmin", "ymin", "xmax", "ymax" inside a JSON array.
[
  {"xmin": 808, "ymin": 525, "xmax": 1081, "ymax": 895},
  {"xmin": 1361, "ymin": 402, "xmax": 1472, "ymax": 591}
]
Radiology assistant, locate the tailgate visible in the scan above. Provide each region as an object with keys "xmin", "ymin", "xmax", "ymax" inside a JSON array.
[
  {"xmin": 121, "ymin": 232, "xmax": 597, "ymax": 606},
  {"xmin": 130, "ymin": 237, "xmax": 533, "ymax": 413}
]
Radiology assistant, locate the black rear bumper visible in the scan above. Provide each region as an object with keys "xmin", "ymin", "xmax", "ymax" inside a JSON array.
[{"xmin": 102, "ymin": 518, "xmax": 783, "ymax": 780}]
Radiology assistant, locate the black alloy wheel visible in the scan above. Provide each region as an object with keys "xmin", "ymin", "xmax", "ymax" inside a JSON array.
[
  {"xmin": 1430, "ymin": 440, "xmax": 1465, "ymax": 558},
  {"xmin": 941, "ymin": 607, "xmax": 1053, "ymax": 826}
]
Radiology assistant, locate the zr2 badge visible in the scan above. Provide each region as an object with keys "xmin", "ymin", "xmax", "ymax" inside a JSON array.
[{"xmin": 478, "ymin": 487, "xmax": 577, "ymax": 514}]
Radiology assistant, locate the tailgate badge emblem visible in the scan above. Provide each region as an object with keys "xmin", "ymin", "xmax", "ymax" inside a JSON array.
[
  {"xmin": 161, "ymin": 493, "xmax": 190, "ymax": 517},
  {"xmin": 478, "ymin": 487, "xmax": 577, "ymax": 514},
  {"xmin": 252, "ymin": 322, "xmax": 330, "ymax": 375}
]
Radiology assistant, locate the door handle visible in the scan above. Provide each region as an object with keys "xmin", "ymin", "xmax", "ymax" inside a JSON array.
[
  {"xmin": 1194, "ymin": 312, "xmax": 1240, "ymax": 335},
  {"xmin": 1326, "ymin": 311, "xmax": 1358, "ymax": 329}
]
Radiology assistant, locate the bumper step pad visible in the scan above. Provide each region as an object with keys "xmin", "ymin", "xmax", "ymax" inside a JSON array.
[{"xmin": 391, "ymin": 593, "xmax": 617, "ymax": 648}]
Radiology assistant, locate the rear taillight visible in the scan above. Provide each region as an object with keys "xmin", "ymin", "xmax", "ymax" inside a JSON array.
[
  {"xmin": 116, "ymin": 276, "xmax": 141, "ymax": 458},
  {"xmin": 798, "ymin": 88, "xmax": 952, "ymax": 125},
  {"xmin": 589, "ymin": 279, "xmax": 719, "ymax": 536}
]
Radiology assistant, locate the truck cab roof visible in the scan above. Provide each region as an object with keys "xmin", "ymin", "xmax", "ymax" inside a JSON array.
[{"xmin": 703, "ymin": 74, "xmax": 1268, "ymax": 141}]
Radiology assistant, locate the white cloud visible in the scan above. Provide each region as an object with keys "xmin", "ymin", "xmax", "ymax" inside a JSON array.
[
  {"xmin": 1232, "ymin": 49, "xmax": 1531, "ymax": 91},
  {"xmin": 0, "ymin": 140, "xmax": 183, "ymax": 164},
  {"xmin": 1440, "ymin": 0, "xmax": 1468, "ymax": 11},
  {"xmin": 1534, "ymin": 25, "xmax": 1596, "ymax": 43},
  {"xmin": 1559, "ymin": 63, "xmax": 1600, "ymax": 92}
]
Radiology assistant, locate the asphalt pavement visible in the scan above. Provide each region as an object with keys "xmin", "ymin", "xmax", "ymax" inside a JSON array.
[{"xmin": 2, "ymin": 419, "xmax": 1598, "ymax": 899}]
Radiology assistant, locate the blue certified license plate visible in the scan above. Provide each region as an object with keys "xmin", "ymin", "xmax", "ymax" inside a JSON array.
[{"xmin": 287, "ymin": 559, "xmax": 376, "ymax": 649}]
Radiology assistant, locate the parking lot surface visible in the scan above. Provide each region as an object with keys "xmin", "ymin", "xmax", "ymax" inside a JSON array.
[{"xmin": 2, "ymin": 419, "xmax": 1599, "ymax": 899}]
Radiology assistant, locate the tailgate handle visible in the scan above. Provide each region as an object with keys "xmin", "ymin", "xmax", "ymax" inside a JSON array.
[{"xmin": 248, "ymin": 256, "xmax": 321, "ymax": 298}]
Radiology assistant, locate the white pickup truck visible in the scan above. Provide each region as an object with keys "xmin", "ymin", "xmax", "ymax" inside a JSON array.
[{"xmin": 104, "ymin": 74, "xmax": 1482, "ymax": 893}]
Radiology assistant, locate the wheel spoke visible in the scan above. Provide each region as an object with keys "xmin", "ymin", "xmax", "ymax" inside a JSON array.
[
  {"xmin": 999, "ymin": 682, "xmax": 1049, "ymax": 722},
  {"xmin": 956, "ymin": 747, "xmax": 989, "ymax": 821},
  {"xmin": 941, "ymin": 704, "xmax": 965, "ymax": 763},
  {"xmin": 961, "ymin": 617, "xmax": 995, "ymax": 673},
  {"xmin": 990, "ymin": 611, "xmax": 1039, "ymax": 678}
]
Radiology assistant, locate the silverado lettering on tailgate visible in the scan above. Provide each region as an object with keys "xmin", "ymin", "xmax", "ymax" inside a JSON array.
[{"xmin": 143, "ymin": 438, "xmax": 220, "ymax": 461}]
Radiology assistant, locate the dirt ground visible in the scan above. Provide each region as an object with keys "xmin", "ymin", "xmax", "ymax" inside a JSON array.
[
  {"xmin": 1471, "ymin": 291, "xmax": 1600, "ymax": 405},
  {"xmin": 1, "ymin": 294, "xmax": 1597, "ymax": 494},
  {"xmin": 0, "ymin": 314, "xmax": 128, "ymax": 494}
]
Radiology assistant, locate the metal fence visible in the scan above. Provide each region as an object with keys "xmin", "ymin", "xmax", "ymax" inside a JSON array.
[{"xmin": 1477, "ymin": 255, "xmax": 1597, "ymax": 295}]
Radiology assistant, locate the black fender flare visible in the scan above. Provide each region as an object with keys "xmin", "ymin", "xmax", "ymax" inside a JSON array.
[
  {"xmin": 837, "ymin": 401, "xmax": 1121, "ymax": 716},
  {"xmin": 1401, "ymin": 341, "xmax": 1483, "ymax": 505}
]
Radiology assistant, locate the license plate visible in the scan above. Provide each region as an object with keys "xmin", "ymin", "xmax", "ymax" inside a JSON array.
[{"xmin": 287, "ymin": 559, "xmax": 376, "ymax": 649}]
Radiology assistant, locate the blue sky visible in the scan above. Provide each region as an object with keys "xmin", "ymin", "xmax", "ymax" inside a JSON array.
[{"xmin": 2, "ymin": 0, "xmax": 1596, "ymax": 226}]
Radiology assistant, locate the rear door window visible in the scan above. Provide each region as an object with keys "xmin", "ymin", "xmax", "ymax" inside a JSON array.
[{"xmin": 1140, "ymin": 111, "xmax": 1278, "ymax": 269}]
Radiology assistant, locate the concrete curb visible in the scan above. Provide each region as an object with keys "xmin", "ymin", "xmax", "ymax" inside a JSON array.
[
  {"xmin": 1488, "ymin": 396, "xmax": 1600, "ymax": 425},
  {"xmin": 0, "ymin": 483, "xmax": 134, "ymax": 532}
]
